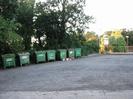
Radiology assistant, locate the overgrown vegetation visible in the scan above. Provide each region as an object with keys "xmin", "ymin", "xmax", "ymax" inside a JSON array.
[
  {"xmin": 121, "ymin": 29, "xmax": 133, "ymax": 46},
  {"xmin": 0, "ymin": 16, "xmax": 23, "ymax": 54},
  {"xmin": 0, "ymin": 0, "xmax": 94, "ymax": 56},
  {"xmin": 109, "ymin": 36, "xmax": 126, "ymax": 52},
  {"xmin": 82, "ymin": 32, "xmax": 99, "ymax": 55}
]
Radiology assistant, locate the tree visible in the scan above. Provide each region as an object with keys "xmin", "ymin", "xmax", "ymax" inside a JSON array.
[
  {"xmin": 0, "ymin": 0, "xmax": 24, "ymax": 54},
  {"xmin": 121, "ymin": 29, "xmax": 133, "ymax": 46},
  {"xmin": 109, "ymin": 36, "xmax": 126, "ymax": 52},
  {"xmin": 34, "ymin": 3, "xmax": 60, "ymax": 49},
  {"xmin": 0, "ymin": 16, "xmax": 23, "ymax": 54},
  {"xmin": 0, "ymin": 0, "xmax": 18, "ymax": 19},
  {"xmin": 84, "ymin": 31, "xmax": 98, "ymax": 41},
  {"xmin": 109, "ymin": 36, "xmax": 117, "ymax": 46},
  {"xmin": 34, "ymin": 0, "xmax": 93, "ymax": 49},
  {"xmin": 16, "ymin": 0, "xmax": 35, "ymax": 50}
]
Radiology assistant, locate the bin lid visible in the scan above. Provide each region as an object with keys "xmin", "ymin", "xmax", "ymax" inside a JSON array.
[
  {"xmin": 68, "ymin": 48, "xmax": 74, "ymax": 51},
  {"xmin": 58, "ymin": 49, "xmax": 67, "ymax": 51},
  {"xmin": 46, "ymin": 50, "xmax": 56, "ymax": 52},
  {"xmin": 18, "ymin": 52, "xmax": 30, "ymax": 55},
  {"xmin": 75, "ymin": 48, "xmax": 81, "ymax": 49},
  {"xmin": 35, "ymin": 50, "xmax": 46, "ymax": 53},
  {"xmin": 2, "ymin": 54, "xmax": 15, "ymax": 58},
  {"xmin": 75, "ymin": 48, "xmax": 81, "ymax": 50}
]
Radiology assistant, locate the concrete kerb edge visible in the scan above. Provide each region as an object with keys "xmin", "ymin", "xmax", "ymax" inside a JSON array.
[
  {"xmin": 106, "ymin": 52, "xmax": 133, "ymax": 55},
  {"xmin": 0, "ymin": 90, "xmax": 133, "ymax": 99},
  {"xmin": 82, "ymin": 53, "xmax": 100, "ymax": 58}
]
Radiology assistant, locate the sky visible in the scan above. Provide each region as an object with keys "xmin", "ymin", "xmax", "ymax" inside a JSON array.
[
  {"xmin": 36, "ymin": 0, "xmax": 133, "ymax": 35},
  {"xmin": 84, "ymin": 0, "xmax": 133, "ymax": 35}
]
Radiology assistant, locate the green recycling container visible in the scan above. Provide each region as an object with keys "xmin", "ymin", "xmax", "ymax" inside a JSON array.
[
  {"xmin": 35, "ymin": 51, "xmax": 46, "ymax": 63},
  {"xmin": 1, "ymin": 54, "xmax": 16, "ymax": 69},
  {"xmin": 46, "ymin": 50, "xmax": 56, "ymax": 61},
  {"xmin": 75, "ymin": 48, "xmax": 81, "ymax": 58},
  {"xmin": 57, "ymin": 49, "xmax": 67, "ymax": 60},
  {"xmin": 68, "ymin": 49, "xmax": 75, "ymax": 58},
  {"xmin": 18, "ymin": 52, "xmax": 30, "ymax": 66}
]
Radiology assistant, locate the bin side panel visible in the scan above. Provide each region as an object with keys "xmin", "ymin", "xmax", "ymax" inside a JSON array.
[
  {"xmin": 47, "ymin": 51, "xmax": 56, "ymax": 61},
  {"xmin": 2, "ymin": 55, "xmax": 16, "ymax": 68},
  {"xmin": 68, "ymin": 50, "xmax": 75, "ymax": 58},
  {"xmin": 36, "ymin": 53, "xmax": 46, "ymax": 63},
  {"xmin": 60, "ymin": 51, "xmax": 67, "ymax": 59},
  {"xmin": 20, "ymin": 55, "xmax": 30, "ymax": 65}
]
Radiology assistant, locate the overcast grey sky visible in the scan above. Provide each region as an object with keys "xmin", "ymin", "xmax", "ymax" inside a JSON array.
[{"xmin": 36, "ymin": 0, "xmax": 133, "ymax": 35}]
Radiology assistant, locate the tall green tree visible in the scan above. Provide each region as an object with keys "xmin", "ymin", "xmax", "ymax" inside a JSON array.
[
  {"xmin": 16, "ymin": 0, "xmax": 35, "ymax": 50},
  {"xmin": 0, "ymin": 0, "xmax": 18, "ymax": 19},
  {"xmin": 0, "ymin": 16, "xmax": 23, "ymax": 54},
  {"xmin": 121, "ymin": 29, "xmax": 133, "ymax": 46},
  {"xmin": 34, "ymin": 0, "xmax": 93, "ymax": 49},
  {"xmin": 0, "ymin": 0, "xmax": 24, "ymax": 54}
]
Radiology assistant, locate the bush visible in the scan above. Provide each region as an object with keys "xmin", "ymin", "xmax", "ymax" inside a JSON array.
[
  {"xmin": 82, "ymin": 40, "xmax": 99, "ymax": 56},
  {"xmin": 109, "ymin": 36, "xmax": 126, "ymax": 52},
  {"xmin": 113, "ymin": 46, "xmax": 126, "ymax": 52},
  {"xmin": 0, "ymin": 16, "xmax": 24, "ymax": 54}
]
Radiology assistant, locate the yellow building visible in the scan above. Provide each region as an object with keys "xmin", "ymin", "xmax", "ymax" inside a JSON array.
[
  {"xmin": 111, "ymin": 30, "xmax": 123, "ymax": 38},
  {"xmin": 99, "ymin": 30, "xmax": 123, "ymax": 54}
]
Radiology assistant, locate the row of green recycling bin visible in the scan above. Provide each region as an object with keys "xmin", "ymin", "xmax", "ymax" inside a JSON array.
[{"xmin": 1, "ymin": 48, "xmax": 81, "ymax": 69}]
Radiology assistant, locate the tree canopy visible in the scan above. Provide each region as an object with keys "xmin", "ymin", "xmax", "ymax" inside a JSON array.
[
  {"xmin": 0, "ymin": 16, "xmax": 23, "ymax": 54},
  {"xmin": 0, "ymin": 0, "xmax": 93, "ymax": 55},
  {"xmin": 34, "ymin": 0, "xmax": 93, "ymax": 49},
  {"xmin": 16, "ymin": 0, "xmax": 35, "ymax": 50},
  {"xmin": 0, "ymin": 0, "xmax": 18, "ymax": 19},
  {"xmin": 121, "ymin": 29, "xmax": 133, "ymax": 46}
]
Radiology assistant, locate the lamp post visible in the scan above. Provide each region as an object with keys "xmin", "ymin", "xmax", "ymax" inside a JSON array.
[{"xmin": 126, "ymin": 36, "xmax": 129, "ymax": 52}]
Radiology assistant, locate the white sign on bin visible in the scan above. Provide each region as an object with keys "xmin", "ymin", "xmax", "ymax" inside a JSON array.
[
  {"xmin": 6, "ymin": 58, "xmax": 12, "ymax": 62},
  {"xmin": 70, "ymin": 51, "xmax": 73, "ymax": 54},
  {"xmin": 22, "ymin": 56, "xmax": 28, "ymax": 59},
  {"xmin": 38, "ymin": 54, "xmax": 44, "ymax": 57}
]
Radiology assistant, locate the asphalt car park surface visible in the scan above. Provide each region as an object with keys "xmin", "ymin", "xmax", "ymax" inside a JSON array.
[{"xmin": 0, "ymin": 55, "xmax": 133, "ymax": 98}]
